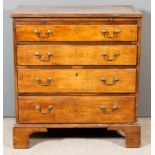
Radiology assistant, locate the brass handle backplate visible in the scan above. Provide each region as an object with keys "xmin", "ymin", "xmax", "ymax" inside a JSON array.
[
  {"xmin": 100, "ymin": 76, "xmax": 119, "ymax": 86},
  {"xmin": 35, "ymin": 77, "xmax": 53, "ymax": 86},
  {"xmin": 101, "ymin": 28, "xmax": 121, "ymax": 38},
  {"xmin": 101, "ymin": 51, "xmax": 120, "ymax": 61},
  {"xmin": 35, "ymin": 105, "xmax": 53, "ymax": 114},
  {"xmin": 34, "ymin": 29, "xmax": 53, "ymax": 38},
  {"xmin": 74, "ymin": 99, "xmax": 79, "ymax": 105},
  {"xmin": 100, "ymin": 104, "xmax": 119, "ymax": 114},
  {"xmin": 34, "ymin": 51, "xmax": 53, "ymax": 62}
]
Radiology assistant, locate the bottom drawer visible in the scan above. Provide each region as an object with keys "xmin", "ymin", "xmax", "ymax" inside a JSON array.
[{"xmin": 18, "ymin": 96, "xmax": 135, "ymax": 123}]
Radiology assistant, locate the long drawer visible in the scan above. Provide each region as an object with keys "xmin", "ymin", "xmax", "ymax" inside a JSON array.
[
  {"xmin": 18, "ymin": 96, "xmax": 135, "ymax": 123},
  {"xmin": 17, "ymin": 45, "xmax": 137, "ymax": 65},
  {"xmin": 18, "ymin": 69, "xmax": 136, "ymax": 93},
  {"xmin": 16, "ymin": 25, "xmax": 138, "ymax": 41}
]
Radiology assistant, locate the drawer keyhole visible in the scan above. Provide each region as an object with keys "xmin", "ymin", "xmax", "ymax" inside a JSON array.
[{"xmin": 75, "ymin": 73, "xmax": 78, "ymax": 77}]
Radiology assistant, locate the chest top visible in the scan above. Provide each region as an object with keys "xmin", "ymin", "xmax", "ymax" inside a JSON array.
[{"xmin": 11, "ymin": 5, "xmax": 143, "ymax": 18}]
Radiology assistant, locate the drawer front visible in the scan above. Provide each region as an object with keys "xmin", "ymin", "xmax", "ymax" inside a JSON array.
[
  {"xmin": 18, "ymin": 96, "xmax": 135, "ymax": 123},
  {"xmin": 18, "ymin": 69, "xmax": 136, "ymax": 93},
  {"xmin": 16, "ymin": 25, "xmax": 138, "ymax": 41},
  {"xmin": 17, "ymin": 45, "xmax": 137, "ymax": 65}
]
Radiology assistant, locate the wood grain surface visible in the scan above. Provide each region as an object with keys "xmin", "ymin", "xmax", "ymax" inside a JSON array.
[
  {"xmin": 17, "ymin": 69, "xmax": 136, "ymax": 93},
  {"xmin": 13, "ymin": 123, "xmax": 141, "ymax": 148},
  {"xmin": 16, "ymin": 25, "xmax": 138, "ymax": 41},
  {"xmin": 13, "ymin": 127, "xmax": 47, "ymax": 148},
  {"xmin": 11, "ymin": 6, "xmax": 143, "ymax": 18},
  {"xmin": 18, "ymin": 96, "xmax": 135, "ymax": 123},
  {"xmin": 17, "ymin": 45, "xmax": 137, "ymax": 65}
]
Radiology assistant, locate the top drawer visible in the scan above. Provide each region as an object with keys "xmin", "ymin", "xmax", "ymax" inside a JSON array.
[{"xmin": 16, "ymin": 25, "xmax": 138, "ymax": 42}]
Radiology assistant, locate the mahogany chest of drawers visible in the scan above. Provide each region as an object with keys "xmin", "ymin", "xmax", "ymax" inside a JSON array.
[{"xmin": 11, "ymin": 5, "xmax": 143, "ymax": 148}]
